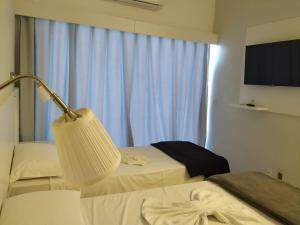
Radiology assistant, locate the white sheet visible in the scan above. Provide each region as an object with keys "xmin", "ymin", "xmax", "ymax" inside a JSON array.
[
  {"xmin": 0, "ymin": 145, "xmax": 14, "ymax": 207},
  {"xmin": 0, "ymin": 190, "xmax": 86, "ymax": 225},
  {"xmin": 9, "ymin": 146, "xmax": 204, "ymax": 197},
  {"xmin": 8, "ymin": 178, "xmax": 52, "ymax": 197},
  {"xmin": 81, "ymin": 181, "xmax": 281, "ymax": 225}
]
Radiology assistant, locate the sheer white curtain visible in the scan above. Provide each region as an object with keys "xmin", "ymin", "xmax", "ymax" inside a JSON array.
[
  {"xmin": 34, "ymin": 19, "xmax": 70, "ymax": 141},
  {"xmin": 33, "ymin": 19, "xmax": 208, "ymax": 147}
]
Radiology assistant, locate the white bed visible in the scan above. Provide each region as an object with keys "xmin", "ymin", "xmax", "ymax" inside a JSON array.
[
  {"xmin": 0, "ymin": 180, "xmax": 282, "ymax": 225},
  {"xmin": 0, "ymin": 148, "xmax": 289, "ymax": 225},
  {"xmin": 8, "ymin": 143, "xmax": 203, "ymax": 197},
  {"xmin": 81, "ymin": 181, "xmax": 281, "ymax": 225}
]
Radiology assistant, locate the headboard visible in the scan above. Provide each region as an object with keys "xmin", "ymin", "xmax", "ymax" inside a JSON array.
[
  {"xmin": 0, "ymin": 88, "xmax": 19, "ymax": 144},
  {"xmin": 0, "ymin": 88, "xmax": 18, "ymax": 205}
]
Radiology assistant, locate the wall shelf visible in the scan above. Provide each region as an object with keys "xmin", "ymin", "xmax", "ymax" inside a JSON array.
[
  {"xmin": 230, "ymin": 104, "xmax": 269, "ymax": 112},
  {"xmin": 230, "ymin": 103, "xmax": 300, "ymax": 118}
]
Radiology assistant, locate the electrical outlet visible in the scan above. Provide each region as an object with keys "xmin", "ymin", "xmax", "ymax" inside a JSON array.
[{"xmin": 277, "ymin": 172, "xmax": 283, "ymax": 180}]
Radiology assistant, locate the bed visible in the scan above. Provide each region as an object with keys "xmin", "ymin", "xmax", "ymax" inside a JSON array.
[
  {"xmin": 2, "ymin": 172, "xmax": 299, "ymax": 225},
  {"xmin": 81, "ymin": 180, "xmax": 280, "ymax": 225},
  {"xmin": 8, "ymin": 142, "xmax": 206, "ymax": 197}
]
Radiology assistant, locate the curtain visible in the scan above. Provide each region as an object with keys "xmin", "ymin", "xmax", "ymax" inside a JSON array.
[
  {"xmin": 15, "ymin": 16, "xmax": 35, "ymax": 141},
  {"xmin": 34, "ymin": 19, "xmax": 70, "ymax": 141},
  {"xmin": 17, "ymin": 17, "xmax": 209, "ymax": 147}
]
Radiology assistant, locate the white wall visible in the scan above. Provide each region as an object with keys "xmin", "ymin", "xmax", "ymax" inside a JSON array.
[
  {"xmin": 15, "ymin": 0, "xmax": 217, "ymax": 43},
  {"xmin": 0, "ymin": 89, "xmax": 19, "ymax": 144},
  {"xmin": 0, "ymin": 0, "xmax": 14, "ymax": 84},
  {"xmin": 239, "ymin": 17, "xmax": 300, "ymax": 117},
  {"xmin": 0, "ymin": 0, "xmax": 15, "ymax": 103},
  {"xmin": 0, "ymin": 0, "xmax": 17, "ymax": 144},
  {"xmin": 209, "ymin": 0, "xmax": 300, "ymax": 187}
]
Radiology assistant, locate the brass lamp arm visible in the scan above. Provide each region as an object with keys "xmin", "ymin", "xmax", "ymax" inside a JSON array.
[{"xmin": 0, "ymin": 74, "xmax": 80, "ymax": 121}]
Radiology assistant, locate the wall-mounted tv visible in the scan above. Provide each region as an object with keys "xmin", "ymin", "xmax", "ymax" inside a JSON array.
[{"xmin": 244, "ymin": 39, "xmax": 300, "ymax": 87}]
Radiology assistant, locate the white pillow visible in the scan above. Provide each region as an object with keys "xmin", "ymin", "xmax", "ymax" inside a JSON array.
[
  {"xmin": 10, "ymin": 142, "xmax": 62, "ymax": 183},
  {"xmin": 0, "ymin": 190, "xmax": 87, "ymax": 225}
]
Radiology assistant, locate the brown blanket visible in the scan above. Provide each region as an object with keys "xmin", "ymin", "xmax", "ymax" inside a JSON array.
[{"xmin": 208, "ymin": 172, "xmax": 300, "ymax": 225}]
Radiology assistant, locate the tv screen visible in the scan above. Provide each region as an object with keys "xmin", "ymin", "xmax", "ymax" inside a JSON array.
[{"xmin": 244, "ymin": 39, "xmax": 300, "ymax": 87}]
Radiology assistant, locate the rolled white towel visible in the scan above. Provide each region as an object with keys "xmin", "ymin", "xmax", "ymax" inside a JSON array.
[
  {"xmin": 142, "ymin": 189, "xmax": 260, "ymax": 225},
  {"xmin": 120, "ymin": 150, "xmax": 147, "ymax": 166}
]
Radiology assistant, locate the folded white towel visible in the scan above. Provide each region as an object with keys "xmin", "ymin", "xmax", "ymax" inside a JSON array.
[
  {"xmin": 142, "ymin": 189, "xmax": 259, "ymax": 225},
  {"xmin": 120, "ymin": 150, "xmax": 147, "ymax": 166}
]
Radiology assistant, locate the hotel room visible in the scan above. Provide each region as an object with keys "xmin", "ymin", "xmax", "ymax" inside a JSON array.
[{"xmin": 0, "ymin": 0, "xmax": 300, "ymax": 224}]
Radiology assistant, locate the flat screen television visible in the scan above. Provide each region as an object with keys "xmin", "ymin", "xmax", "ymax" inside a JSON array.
[{"xmin": 244, "ymin": 39, "xmax": 300, "ymax": 87}]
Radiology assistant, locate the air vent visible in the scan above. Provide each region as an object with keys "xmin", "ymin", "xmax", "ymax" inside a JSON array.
[{"xmin": 108, "ymin": 0, "xmax": 162, "ymax": 10}]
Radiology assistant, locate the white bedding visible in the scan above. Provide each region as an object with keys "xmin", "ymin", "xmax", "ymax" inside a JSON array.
[
  {"xmin": 0, "ymin": 190, "xmax": 86, "ymax": 225},
  {"xmin": 9, "ymin": 146, "xmax": 203, "ymax": 197},
  {"xmin": 10, "ymin": 143, "xmax": 61, "ymax": 183},
  {"xmin": 0, "ymin": 145, "xmax": 14, "ymax": 207},
  {"xmin": 81, "ymin": 181, "xmax": 281, "ymax": 225}
]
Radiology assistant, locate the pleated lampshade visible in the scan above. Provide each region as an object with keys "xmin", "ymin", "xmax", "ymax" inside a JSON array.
[{"xmin": 52, "ymin": 108, "xmax": 121, "ymax": 186}]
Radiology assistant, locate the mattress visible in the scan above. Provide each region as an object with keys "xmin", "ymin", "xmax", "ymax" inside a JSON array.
[
  {"xmin": 80, "ymin": 181, "xmax": 282, "ymax": 225},
  {"xmin": 9, "ymin": 146, "xmax": 203, "ymax": 197}
]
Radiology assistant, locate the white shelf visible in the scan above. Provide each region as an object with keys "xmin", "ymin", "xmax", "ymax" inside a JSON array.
[
  {"xmin": 230, "ymin": 104, "xmax": 300, "ymax": 117},
  {"xmin": 230, "ymin": 104, "xmax": 269, "ymax": 112}
]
